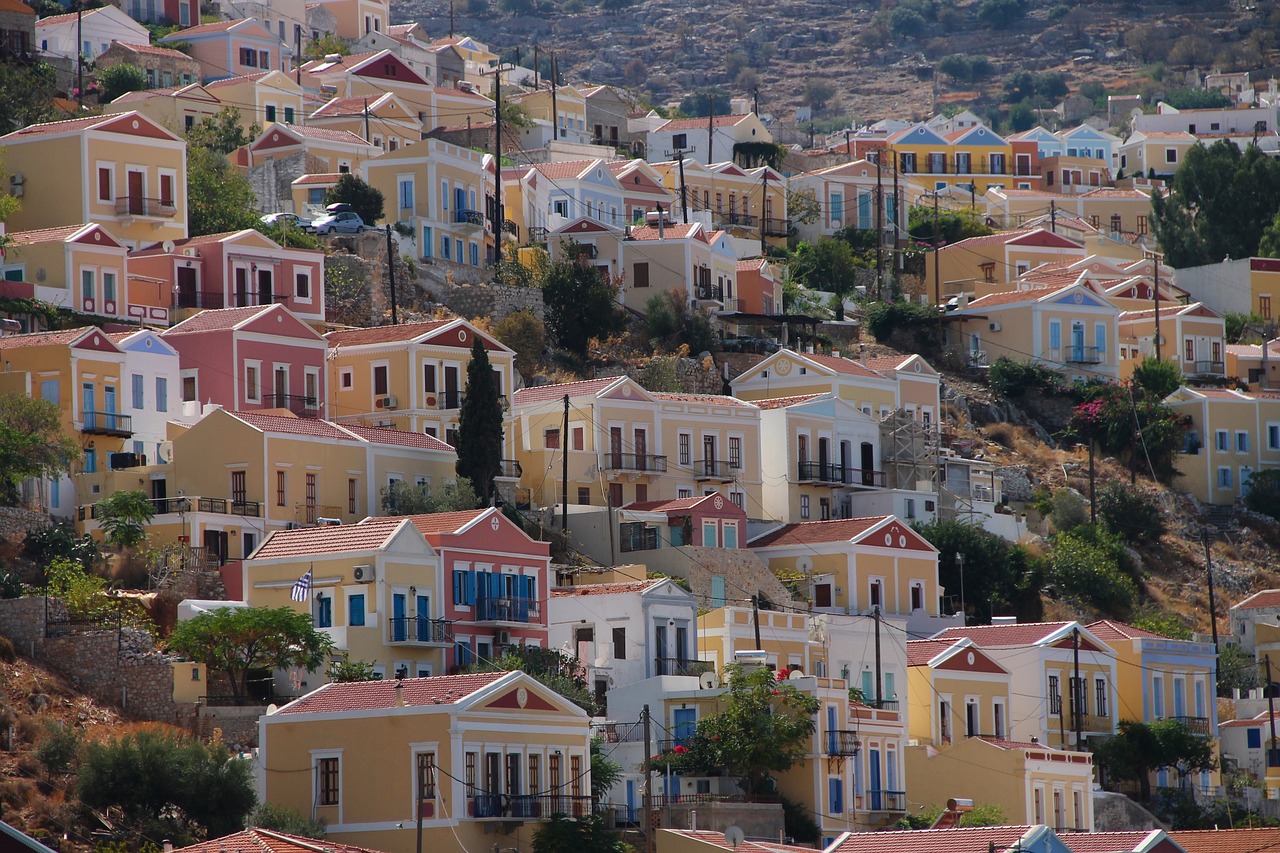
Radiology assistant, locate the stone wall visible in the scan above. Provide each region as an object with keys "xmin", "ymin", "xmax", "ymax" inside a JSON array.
[
  {"xmin": 191, "ymin": 705, "xmax": 261, "ymax": 751},
  {"xmin": 0, "ymin": 506, "xmax": 50, "ymax": 543},
  {"xmin": 591, "ymin": 357, "xmax": 726, "ymax": 395},
  {"xmin": 1091, "ymin": 790, "xmax": 1166, "ymax": 832},
  {"xmin": 646, "ymin": 546, "xmax": 796, "ymax": 611},
  {"xmin": 418, "ymin": 274, "xmax": 545, "ymax": 322},
  {"xmin": 660, "ymin": 802, "xmax": 784, "ymax": 839},
  {"xmin": 995, "ymin": 465, "xmax": 1034, "ymax": 502},
  {"xmin": 0, "ymin": 597, "xmax": 60, "ymax": 657}
]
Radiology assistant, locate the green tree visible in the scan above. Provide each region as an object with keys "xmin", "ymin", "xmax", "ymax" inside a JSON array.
[
  {"xmin": 1048, "ymin": 489, "xmax": 1088, "ymax": 533},
  {"xmin": 789, "ymin": 238, "xmax": 860, "ymax": 320},
  {"xmin": 1217, "ymin": 642, "xmax": 1261, "ymax": 695},
  {"xmin": 328, "ymin": 653, "xmax": 379, "ymax": 682},
  {"xmin": 1152, "ymin": 140, "xmax": 1280, "ymax": 268},
  {"xmin": 1161, "ymin": 88, "xmax": 1232, "ymax": 110},
  {"xmin": 670, "ymin": 663, "xmax": 819, "ymax": 795},
  {"xmin": 786, "ymin": 187, "xmax": 821, "ymax": 226},
  {"xmin": 0, "ymin": 394, "xmax": 79, "ymax": 506},
  {"xmin": 532, "ymin": 815, "xmax": 626, "ymax": 853},
  {"xmin": 1007, "ymin": 101, "xmax": 1037, "ymax": 132},
  {"xmin": 78, "ymin": 728, "xmax": 255, "ymax": 842},
  {"xmin": 1096, "ymin": 482, "xmax": 1166, "ymax": 544},
  {"xmin": 1095, "ymin": 719, "xmax": 1216, "ymax": 802},
  {"xmin": 1131, "ymin": 357, "xmax": 1183, "ymax": 399},
  {"xmin": 976, "ymin": 0, "xmax": 1025, "ymax": 28},
  {"xmin": 907, "ymin": 205, "xmax": 992, "ymax": 246},
  {"xmin": 1225, "ymin": 311, "xmax": 1266, "ymax": 343},
  {"xmin": 0, "ymin": 59, "xmax": 59, "ymax": 133},
  {"xmin": 187, "ymin": 106, "xmax": 258, "ymax": 155},
  {"xmin": 644, "ymin": 289, "xmax": 718, "ymax": 353},
  {"xmin": 167, "ymin": 606, "xmax": 334, "ymax": 702},
  {"xmin": 541, "ymin": 251, "xmax": 625, "ymax": 359},
  {"xmin": 96, "ymin": 489, "xmax": 156, "ymax": 549},
  {"xmin": 324, "ymin": 173, "xmax": 384, "ymax": 225},
  {"xmin": 187, "ymin": 145, "xmax": 259, "ymax": 237},
  {"xmin": 380, "ymin": 477, "xmax": 480, "ymax": 515},
  {"xmin": 914, "ymin": 519, "xmax": 1041, "ymax": 624},
  {"xmin": 456, "ymin": 336, "xmax": 504, "ymax": 504},
  {"xmin": 1129, "ymin": 607, "xmax": 1191, "ymax": 640},
  {"xmin": 302, "ymin": 32, "xmax": 349, "ymax": 61},
  {"xmin": 463, "ymin": 645, "xmax": 596, "ymax": 713},
  {"xmin": 247, "ymin": 803, "xmax": 326, "ymax": 838},
  {"xmin": 590, "ymin": 737, "xmax": 621, "ymax": 803},
  {"xmin": 492, "ymin": 309, "xmax": 546, "ymax": 376},
  {"xmin": 1047, "ymin": 525, "xmax": 1136, "ymax": 615},
  {"xmin": 97, "ymin": 62, "xmax": 147, "ymax": 102},
  {"xmin": 885, "ymin": 5, "xmax": 926, "ymax": 36}
]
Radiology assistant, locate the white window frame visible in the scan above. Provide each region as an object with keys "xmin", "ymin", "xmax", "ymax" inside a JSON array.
[
  {"xmin": 310, "ymin": 748, "xmax": 344, "ymax": 815},
  {"xmin": 1236, "ymin": 431, "xmax": 1250, "ymax": 453},
  {"xmin": 244, "ymin": 359, "xmax": 262, "ymax": 403},
  {"xmin": 95, "ymin": 160, "xmax": 115, "ymax": 202},
  {"xmin": 294, "ymin": 266, "xmax": 313, "ymax": 302}
]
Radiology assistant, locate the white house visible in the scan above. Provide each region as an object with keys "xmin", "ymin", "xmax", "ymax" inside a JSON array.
[
  {"xmin": 112, "ymin": 328, "xmax": 181, "ymax": 469},
  {"xmin": 645, "ymin": 112, "xmax": 771, "ymax": 167},
  {"xmin": 37, "ymin": 5, "xmax": 149, "ymax": 61}
]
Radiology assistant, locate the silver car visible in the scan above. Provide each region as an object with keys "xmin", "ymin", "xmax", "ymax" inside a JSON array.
[{"xmin": 311, "ymin": 207, "xmax": 367, "ymax": 235}]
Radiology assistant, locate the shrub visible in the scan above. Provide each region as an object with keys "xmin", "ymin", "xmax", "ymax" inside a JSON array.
[
  {"xmin": 1132, "ymin": 358, "xmax": 1183, "ymax": 400},
  {"xmin": 886, "ymin": 5, "xmax": 926, "ymax": 36},
  {"xmin": 0, "ymin": 572, "xmax": 22, "ymax": 599},
  {"xmin": 0, "ymin": 635, "xmax": 13, "ymax": 662},
  {"xmin": 491, "ymin": 310, "xmax": 547, "ymax": 377},
  {"xmin": 976, "ymin": 0, "xmax": 1025, "ymax": 27},
  {"xmin": 248, "ymin": 802, "xmax": 326, "ymax": 838},
  {"xmin": 988, "ymin": 357, "xmax": 1067, "ymax": 398},
  {"xmin": 1048, "ymin": 526, "xmax": 1136, "ymax": 615},
  {"xmin": 863, "ymin": 300, "xmax": 940, "ymax": 343},
  {"xmin": 1097, "ymin": 482, "xmax": 1166, "ymax": 544},
  {"xmin": 36, "ymin": 722, "xmax": 80, "ymax": 775},
  {"xmin": 1130, "ymin": 607, "xmax": 1192, "ymax": 639},
  {"xmin": 1049, "ymin": 490, "xmax": 1088, "ymax": 533}
]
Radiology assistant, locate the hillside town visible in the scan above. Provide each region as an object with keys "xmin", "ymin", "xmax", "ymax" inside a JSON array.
[{"xmin": 7, "ymin": 0, "xmax": 1280, "ymax": 851}]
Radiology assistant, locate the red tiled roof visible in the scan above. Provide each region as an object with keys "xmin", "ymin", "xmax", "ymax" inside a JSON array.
[
  {"xmin": 1086, "ymin": 619, "xmax": 1173, "ymax": 642},
  {"xmin": 1234, "ymin": 590, "xmax": 1280, "ymax": 610},
  {"xmin": 658, "ymin": 114, "xmax": 751, "ymax": 131},
  {"xmin": 274, "ymin": 124, "xmax": 372, "ymax": 145},
  {"xmin": 1226, "ymin": 344, "xmax": 1262, "ymax": 357},
  {"xmin": 1077, "ymin": 188, "xmax": 1155, "ymax": 200},
  {"xmin": 532, "ymin": 159, "xmax": 598, "ymax": 180},
  {"xmin": 628, "ymin": 223, "xmax": 701, "ymax": 241},
  {"xmin": 749, "ymin": 516, "xmax": 891, "ymax": 548},
  {"xmin": 975, "ymin": 736, "xmax": 1058, "ymax": 750},
  {"xmin": 1134, "ymin": 130, "xmax": 1197, "ymax": 140},
  {"xmin": 2, "ymin": 113, "xmax": 125, "ymax": 140},
  {"xmin": 112, "ymin": 41, "xmax": 194, "ymax": 59},
  {"xmin": 292, "ymin": 173, "xmax": 343, "ymax": 185},
  {"xmin": 752, "ymin": 394, "xmax": 825, "ymax": 410},
  {"xmin": 167, "ymin": 18, "xmax": 244, "ymax": 35},
  {"xmin": 863, "ymin": 354, "xmax": 915, "ymax": 371},
  {"xmin": 162, "ymin": 304, "xmax": 274, "ymax": 334},
  {"xmin": 204, "ymin": 71, "xmax": 273, "ymax": 88},
  {"xmin": 1059, "ymin": 831, "xmax": 1168, "ymax": 853},
  {"xmin": 511, "ymin": 377, "xmax": 621, "ymax": 406},
  {"xmin": 394, "ymin": 509, "xmax": 489, "ymax": 541},
  {"xmin": 906, "ymin": 638, "xmax": 957, "ymax": 666},
  {"xmin": 736, "ymin": 258, "xmax": 767, "ymax": 272},
  {"xmin": 278, "ymin": 672, "xmax": 507, "ymax": 714},
  {"xmin": 826, "ymin": 825, "xmax": 1035, "ymax": 853},
  {"xmin": 1189, "ymin": 388, "xmax": 1251, "ymax": 399},
  {"xmin": 650, "ymin": 392, "xmax": 750, "ymax": 407},
  {"xmin": 231, "ymin": 411, "xmax": 360, "ymax": 441},
  {"xmin": 1170, "ymin": 827, "xmax": 1280, "ymax": 853},
  {"xmin": 1220, "ymin": 711, "xmax": 1278, "ymax": 728},
  {"xmin": 37, "ymin": 6, "xmax": 109, "ymax": 25},
  {"xmin": 342, "ymin": 425, "xmax": 454, "ymax": 452},
  {"xmin": 658, "ymin": 830, "xmax": 814, "ymax": 853},
  {"xmin": 176, "ymin": 827, "xmax": 387, "ymax": 853},
  {"xmin": 961, "ymin": 285, "xmax": 1076, "ymax": 310},
  {"xmin": 933, "ymin": 621, "xmax": 1078, "ymax": 647},
  {"xmin": 324, "ymin": 319, "xmax": 452, "ymax": 347},
  {"xmin": 804, "ymin": 353, "xmax": 887, "ymax": 379},
  {"xmin": 250, "ymin": 517, "xmax": 405, "ymax": 560},
  {"xmin": 7, "ymin": 224, "xmax": 92, "ymax": 244},
  {"xmin": 0, "ymin": 326, "xmax": 96, "ymax": 350},
  {"xmin": 550, "ymin": 580, "xmax": 660, "ymax": 598}
]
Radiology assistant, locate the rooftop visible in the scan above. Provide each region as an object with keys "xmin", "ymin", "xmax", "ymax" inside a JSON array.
[
  {"xmin": 549, "ymin": 580, "xmax": 661, "ymax": 598},
  {"xmin": 278, "ymin": 672, "xmax": 507, "ymax": 714},
  {"xmin": 175, "ymin": 827, "xmax": 388, "ymax": 853},
  {"xmin": 932, "ymin": 621, "xmax": 1079, "ymax": 647},
  {"xmin": 511, "ymin": 377, "xmax": 622, "ymax": 407},
  {"xmin": 325, "ymin": 319, "xmax": 453, "ymax": 347},
  {"xmin": 749, "ymin": 516, "xmax": 892, "ymax": 548},
  {"xmin": 250, "ymin": 517, "xmax": 406, "ymax": 560}
]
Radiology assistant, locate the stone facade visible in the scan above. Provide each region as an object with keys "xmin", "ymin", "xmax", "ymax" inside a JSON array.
[
  {"xmin": 668, "ymin": 545, "xmax": 795, "ymax": 610},
  {"xmin": 417, "ymin": 273, "xmax": 545, "ymax": 322},
  {"xmin": 95, "ymin": 42, "xmax": 201, "ymax": 89},
  {"xmin": 0, "ymin": 506, "xmax": 51, "ymax": 543}
]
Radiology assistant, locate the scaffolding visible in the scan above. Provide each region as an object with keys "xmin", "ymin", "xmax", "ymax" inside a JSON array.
[{"xmin": 879, "ymin": 409, "xmax": 938, "ymax": 494}]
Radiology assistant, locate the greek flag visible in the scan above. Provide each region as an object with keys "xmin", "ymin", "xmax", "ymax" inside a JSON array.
[{"xmin": 290, "ymin": 569, "xmax": 313, "ymax": 603}]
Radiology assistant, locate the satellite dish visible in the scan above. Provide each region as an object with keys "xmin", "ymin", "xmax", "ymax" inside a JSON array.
[
  {"xmin": 796, "ymin": 556, "xmax": 813, "ymax": 573},
  {"xmin": 724, "ymin": 826, "xmax": 745, "ymax": 848},
  {"xmin": 265, "ymin": 703, "xmax": 279, "ymax": 715},
  {"xmin": 162, "ymin": 239, "xmax": 176, "ymax": 254},
  {"xmin": 787, "ymin": 669, "xmax": 805, "ymax": 680},
  {"xmin": 699, "ymin": 671, "xmax": 720, "ymax": 690}
]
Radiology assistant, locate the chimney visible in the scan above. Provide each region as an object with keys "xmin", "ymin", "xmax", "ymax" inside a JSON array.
[
  {"xmin": 394, "ymin": 680, "xmax": 406, "ymax": 707},
  {"xmin": 656, "ymin": 205, "xmax": 664, "ymax": 240},
  {"xmin": 1030, "ymin": 736, "xmax": 1039, "ymax": 744},
  {"xmin": 832, "ymin": 350, "xmax": 840, "ymax": 359},
  {"xmin": 163, "ymin": 843, "xmax": 174, "ymax": 853}
]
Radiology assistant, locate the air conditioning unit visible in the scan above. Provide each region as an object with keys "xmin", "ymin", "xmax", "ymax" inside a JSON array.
[
  {"xmin": 375, "ymin": 395, "xmax": 399, "ymax": 409},
  {"xmin": 352, "ymin": 565, "xmax": 375, "ymax": 583},
  {"xmin": 9, "ymin": 173, "xmax": 22, "ymax": 198},
  {"xmin": 182, "ymin": 248, "xmax": 200, "ymax": 258},
  {"xmin": 988, "ymin": 321, "xmax": 1002, "ymax": 332},
  {"xmin": 285, "ymin": 521, "xmax": 301, "ymax": 530},
  {"xmin": 497, "ymin": 630, "xmax": 512, "ymax": 645},
  {"xmin": 157, "ymin": 440, "xmax": 175, "ymax": 463}
]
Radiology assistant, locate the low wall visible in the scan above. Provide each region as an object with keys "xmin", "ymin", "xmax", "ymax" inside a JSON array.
[{"xmin": 660, "ymin": 802, "xmax": 784, "ymax": 838}]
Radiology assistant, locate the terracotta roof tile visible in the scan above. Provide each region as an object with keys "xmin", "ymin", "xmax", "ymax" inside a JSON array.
[
  {"xmin": 658, "ymin": 830, "xmax": 814, "ymax": 853},
  {"xmin": 2, "ymin": 114, "xmax": 125, "ymax": 140},
  {"xmin": 749, "ymin": 516, "xmax": 891, "ymax": 548},
  {"xmin": 1170, "ymin": 827, "xmax": 1280, "ymax": 853},
  {"xmin": 932, "ymin": 621, "xmax": 1078, "ymax": 647},
  {"xmin": 1086, "ymin": 619, "xmax": 1173, "ymax": 642},
  {"xmin": 273, "ymin": 124, "xmax": 372, "ymax": 145},
  {"xmin": 1058, "ymin": 830, "xmax": 1167, "ymax": 853},
  {"xmin": 863, "ymin": 354, "xmax": 915, "ymax": 371},
  {"xmin": 1233, "ymin": 590, "xmax": 1280, "ymax": 610},
  {"xmin": 278, "ymin": 672, "xmax": 507, "ymax": 714},
  {"xmin": 752, "ymin": 394, "xmax": 825, "ymax": 410},
  {"xmin": 163, "ymin": 304, "xmax": 274, "ymax": 334},
  {"xmin": 0, "ymin": 326, "xmax": 98, "ymax": 350},
  {"xmin": 250, "ymin": 517, "xmax": 406, "ymax": 560},
  {"xmin": 111, "ymin": 41, "xmax": 194, "ymax": 59},
  {"xmin": 975, "ymin": 736, "xmax": 1062, "ymax": 750},
  {"xmin": 292, "ymin": 173, "xmax": 344, "ymax": 185},
  {"xmin": 826, "ymin": 825, "xmax": 1035, "ymax": 853},
  {"xmin": 1220, "ymin": 711, "xmax": 1278, "ymax": 728},
  {"xmin": 549, "ymin": 580, "xmax": 660, "ymax": 598},
  {"xmin": 390, "ymin": 509, "xmax": 490, "ymax": 542},
  {"xmin": 230, "ymin": 411, "xmax": 360, "ymax": 441},
  {"xmin": 7, "ymin": 224, "xmax": 92, "ymax": 244},
  {"xmin": 325, "ymin": 320, "xmax": 452, "ymax": 347},
  {"xmin": 1226, "ymin": 344, "xmax": 1262, "ymax": 357},
  {"xmin": 651, "ymin": 392, "xmax": 750, "ymax": 407},
  {"xmin": 512, "ymin": 377, "xmax": 621, "ymax": 406},
  {"xmin": 176, "ymin": 827, "xmax": 387, "ymax": 853},
  {"xmin": 628, "ymin": 223, "xmax": 701, "ymax": 241},
  {"xmin": 736, "ymin": 258, "xmax": 767, "ymax": 272},
  {"xmin": 532, "ymin": 159, "xmax": 598, "ymax": 180},
  {"xmin": 960, "ymin": 285, "xmax": 1076, "ymax": 309},
  {"xmin": 38, "ymin": 6, "xmax": 109, "ymax": 25},
  {"xmin": 658, "ymin": 114, "xmax": 751, "ymax": 131},
  {"xmin": 906, "ymin": 638, "xmax": 957, "ymax": 666},
  {"xmin": 166, "ymin": 18, "xmax": 245, "ymax": 35},
  {"xmin": 204, "ymin": 71, "xmax": 273, "ymax": 88},
  {"xmin": 342, "ymin": 425, "xmax": 455, "ymax": 452},
  {"xmin": 804, "ymin": 353, "xmax": 887, "ymax": 379},
  {"xmin": 624, "ymin": 496, "xmax": 716, "ymax": 512}
]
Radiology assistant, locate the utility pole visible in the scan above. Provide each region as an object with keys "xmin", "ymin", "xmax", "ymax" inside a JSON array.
[
  {"xmin": 449, "ymin": 0, "xmax": 454, "ymax": 36},
  {"xmin": 1088, "ymin": 440, "xmax": 1096, "ymax": 524},
  {"xmin": 753, "ymin": 86, "xmax": 759, "ymax": 116},
  {"xmin": 707, "ymin": 93, "xmax": 715, "ymax": 163},
  {"xmin": 363, "ymin": 98, "xmax": 371, "ymax": 143},
  {"xmin": 1153, "ymin": 251, "xmax": 1162, "ymax": 362},
  {"xmin": 892, "ymin": 158, "xmax": 902, "ymax": 295},
  {"xmin": 932, "ymin": 191, "xmax": 941, "ymax": 315},
  {"xmin": 751, "ymin": 594, "xmax": 762, "ymax": 648},
  {"xmin": 759, "ymin": 168, "xmax": 768, "ymax": 256},
  {"xmin": 482, "ymin": 63, "xmax": 512, "ymax": 266},
  {"xmin": 676, "ymin": 150, "xmax": 689, "ymax": 223},
  {"xmin": 560, "ymin": 394, "xmax": 569, "ymax": 534},
  {"xmin": 1072, "ymin": 627, "xmax": 1083, "ymax": 751},
  {"xmin": 1050, "ymin": 200, "xmax": 1056, "ymax": 234},
  {"xmin": 1266, "ymin": 659, "xmax": 1279, "ymax": 776},
  {"xmin": 533, "ymin": 45, "xmax": 540, "ymax": 87},
  {"xmin": 642, "ymin": 705, "xmax": 656, "ymax": 853},
  {"xmin": 385, "ymin": 224, "xmax": 399, "ymax": 324},
  {"xmin": 415, "ymin": 755, "xmax": 424, "ymax": 853},
  {"xmin": 76, "ymin": 3, "xmax": 83, "ymax": 112},
  {"xmin": 875, "ymin": 155, "xmax": 884, "ymax": 300},
  {"xmin": 873, "ymin": 605, "xmax": 883, "ymax": 708},
  {"xmin": 550, "ymin": 53, "xmax": 560, "ymax": 141},
  {"xmin": 1204, "ymin": 530, "xmax": 1219, "ymax": 655}
]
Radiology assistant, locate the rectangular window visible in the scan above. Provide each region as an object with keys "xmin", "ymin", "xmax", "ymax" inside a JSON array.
[
  {"xmin": 245, "ymin": 364, "xmax": 259, "ymax": 402},
  {"xmin": 103, "ymin": 272, "xmax": 116, "ymax": 305},
  {"xmin": 98, "ymin": 167, "xmax": 111, "ymax": 201},
  {"xmin": 578, "ymin": 487, "xmax": 591, "ymax": 505},
  {"xmin": 348, "ymin": 593, "xmax": 365, "ymax": 626},
  {"xmin": 545, "ymin": 428, "xmax": 560, "ymax": 449},
  {"xmin": 1270, "ymin": 425, "xmax": 1280, "ymax": 450},
  {"xmin": 1249, "ymin": 728, "xmax": 1263, "ymax": 749},
  {"xmin": 182, "ymin": 375, "xmax": 196, "ymax": 402},
  {"xmin": 316, "ymin": 594, "xmax": 332, "ymax": 628},
  {"xmin": 1185, "ymin": 338, "xmax": 1195, "ymax": 361},
  {"xmin": 276, "ymin": 470, "xmax": 286, "ymax": 506},
  {"xmin": 295, "ymin": 271, "xmax": 310, "ymax": 299},
  {"xmin": 156, "ymin": 378, "xmax": 167, "ymax": 412},
  {"xmin": 399, "ymin": 179, "xmax": 414, "ymax": 210},
  {"xmin": 348, "ymin": 478, "xmax": 357, "ymax": 514},
  {"xmin": 1216, "ymin": 430, "xmax": 1229, "ymax": 451},
  {"xmin": 317, "ymin": 757, "xmax": 339, "ymax": 805},
  {"xmin": 1094, "ymin": 678, "xmax": 1107, "ymax": 717},
  {"xmin": 373, "ymin": 365, "xmax": 388, "ymax": 396},
  {"xmin": 131, "ymin": 374, "xmax": 144, "ymax": 409},
  {"xmin": 81, "ymin": 269, "xmax": 94, "ymax": 302},
  {"xmin": 572, "ymin": 427, "xmax": 584, "ymax": 450},
  {"xmin": 800, "ymin": 494, "xmax": 810, "ymax": 519},
  {"xmin": 678, "ymin": 433, "xmax": 690, "ymax": 465},
  {"xmin": 634, "ymin": 262, "xmax": 650, "ymax": 288},
  {"xmin": 284, "ymin": 106, "xmax": 294, "ymax": 123},
  {"xmin": 418, "ymin": 752, "xmax": 436, "ymax": 800},
  {"xmin": 1218, "ymin": 467, "xmax": 1233, "ymax": 488},
  {"xmin": 1237, "ymin": 431, "xmax": 1251, "ymax": 453},
  {"xmin": 1048, "ymin": 675, "xmax": 1062, "ymax": 716},
  {"xmin": 613, "ymin": 627, "xmax": 625, "ymax": 659},
  {"xmin": 728, "ymin": 436, "xmax": 741, "ymax": 469},
  {"xmin": 1263, "ymin": 296, "xmax": 1273, "ymax": 319}
]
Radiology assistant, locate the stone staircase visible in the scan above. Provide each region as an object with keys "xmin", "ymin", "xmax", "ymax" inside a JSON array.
[{"xmin": 1202, "ymin": 504, "xmax": 1236, "ymax": 534}]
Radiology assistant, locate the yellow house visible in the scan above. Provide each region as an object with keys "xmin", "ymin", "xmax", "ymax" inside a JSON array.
[
  {"xmin": 242, "ymin": 122, "xmax": 379, "ymax": 177},
  {"xmin": 507, "ymin": 84, "xmax": 587, "ymax": 141},
  {"xmin": 886, "ymin": 121, "xmax": 1022, "ymax": 194},
  {"xmin": 257, "ymin": 671, "xmax": 593, "ymax": 853},
  {"xmin": 932, "ymin": 621, "xmax": 1119, "ymax": 751},
  {"xmin": 1087, "ymin": 619, "xmax": 1219, "ymax": 794},
  {"xmin": 948, "ymin": 281, "xmax": 1121, "ymax": 381},
  {"xmin": 510, "ymin": 375, "xmax": 763, "ymax": 514},
  {"xmin": 204, "ymin": 70, "xmax": 305, "ymax": 130},
  {"xmin": 697, "ymin": 605, "xmax": 824, "ymax": 676},
  {"xmin": 363, "ymin": 138, "xmax": 495, "ymax": 266},
  {"xmin": 904, "ymin": 636, "xmax": 1096, "ymax": 830},
  {"xmin": 650, "ymin": 158, "xmax": 789, "ymax": 250},
  {"xmin": 308, "ymin": 91, "xmax": 420, "ymax": 154},
  {"xmin": 0, "ymin": 224, "xmax": 132, "ymax": 322},
  {"xmin": 1118, "ymin": 303, "xmax": 1226, "ymax": 380},
  {"xmin": 1164, "ymin": 386, "xmax": 1278, "ymax": 506},
  {"xmin": 303, "ymin": 0, "xmax": 389, "ymax": 39},
  {"xmin": 926, "ymin": 227, "xmax": 1087, "ymax": 301},
  {"xmin": 102, "ymin": 83, "xmax": 223, "ymax": 135},
  {"xmin": 75, "ymin": 408, "xmax": 458, "ymax": 562},
  {"xmin": 298, "ymin": 50, "xmax": 435, "ymax": 123},
  {"xmin": 0, "ymin": 111, "xmax": 187, "ymax": 248}
]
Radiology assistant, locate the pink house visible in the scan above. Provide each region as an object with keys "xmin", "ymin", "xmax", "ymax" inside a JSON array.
[
  {"xmin": 622, "ymin": 493, "xmax": 748, "ymax": 548},
  {"xmin": 159, "ymin": 18, "xmax": 285, "ymax": 82},
  {"xmin": 160, "ymin": 303, "xmax": 328, "ymax": 418},
  {"xmin": 398, "ymin": 508, "xmax": 551, "ymax": 672},
  {"xmin": 128, "ymin": 228, "xmax": 325, "ymax": 326}
]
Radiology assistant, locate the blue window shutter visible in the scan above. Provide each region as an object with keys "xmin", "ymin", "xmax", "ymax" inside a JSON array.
[
  {"xmin": 1049, "ymin": 321, "xmax": 1061, "ymax": 350},
  {"xmin": 466, "ymin": 571, "xmax": 476, "ymax": 605}
]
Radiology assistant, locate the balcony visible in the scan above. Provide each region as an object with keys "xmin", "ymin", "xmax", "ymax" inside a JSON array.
[
  {"xmin": 1065, "ymin": 346, "xmax": 1104, "ymax": 365},
  {"xmin": 262, "ymin": 393, "xmax": 321, "ymax": 418},
  {"xmin": 114, "ymin": 196, "xmax": 177, "ymax": 218},
  {"xmin": 1077, "ymin": 713, "xmax": 1112, "ymax": 733},
  {"xmin": 826, "ymin": 730, "xmax": 861, "ymax": 757},
  {"xmin": 713, "ymin": 211, "xmax": 758, "ymax": 230},
  {"xmin": 387, "ymin": 616, "xmax": 455, "ymax": 646},
  {"xmin": 694, "ymin": 459, "xmax": 735, "ymax": 482},
  {"xmin": 763, "ymin": 217, "xmax": 791, "ymax": 237},
  {"xmin": 454, "ymin": 209, "xmax": 485, "ymax": 229},
  {"xmin": 174, "ymin": 291, "xmax": 225, "ymax": 310},
  {"xmin": 796, "ymin": 461, "xmax": 887, "ymax": 489},
  {"xmin": 873, "ymin": 699, "xmax": 900, "ymax": 712},
  {"xmin": 653, "ymin": 657, "xmax": 713, "ymax": 677},
  {"xmin": 1169, "ymin": 715, "xmax": 1211, "ymax": 736},
  {"xmin": 529, "ymin": 226, "xmax": 549, "ymax": 244},
  {"xmin": 474, "ymin": 596, "xmax": 540, "ymax": 624},
  {"xmin": 619, "ymin": 525, "xmax": 659, "ymax": 553},
  {"xmin": 503, "ymin": 219, "xmax": 519, "ymax": 238},
  {"xmin": 295, "ymin": 503, "xmax": 341, "ymax": 525},
  {"xmin": 82, "ymin": 411, "xmax": 133, "ymax": 437},
  {"xmin": 695, "ymin": 284, "xmax": 724, "ymax": 303},
  {"xmin": 232, "ymin": 292, "xmax": 289, "ymax": 308},
  {"xmin": 1192, "ymin": 360, "xmax": 1225, "ymax": 377},
  {"xmin": 498, "ymin": 459, "xmax": 523, "ymax": 479},
  {"xmin": 720, "ymin": 298, "xmax": 744, "ymax": 313},
  {"xmin": 78, "ymin": 495, "xmax": 261, "ymax": 521},
  {"xmin": 867, "ymin": 790, "xmax": 906, "ymax": 812},
  {"xmin": 605, "ymin": 453, "xmax": 668, "ymax": 474},
  {"xmin": 430, "ymin": 390, "xmax": 463, "ymax": 410},
  {"xmin": 467, "ymin": 794, "xmax": 591, "ymax": 820}
]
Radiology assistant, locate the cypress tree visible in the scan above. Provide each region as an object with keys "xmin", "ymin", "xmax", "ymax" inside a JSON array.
[{"xmin": 455, "ymin": 336, "xmax": 504, "ymax": 505}]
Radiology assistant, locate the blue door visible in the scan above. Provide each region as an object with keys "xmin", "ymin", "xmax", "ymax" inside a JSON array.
[
  {"xmin": 392, "ymin": 592, "xmax": 407, "ymax": 641},
  {"xmin": 82, "ymin": 383, "xmax": 94, "ymax": 429},
  {"xmin": 673, "ymin": 708, "xmax": 696, "ymax": 744},
  {"xmin": 625, "ymin": 780, "xmax": 636, "ymax": 823},
  {"xmin": 826, "ymin": 705, "xmax": 837, "ymax": 755},
  {"xmin": 416, "ymin": 594, "xmax": 430, "ymax": 641},
  {"xmin": 869, "ymin": 747, "xmax": 882, "ymax": 810}
]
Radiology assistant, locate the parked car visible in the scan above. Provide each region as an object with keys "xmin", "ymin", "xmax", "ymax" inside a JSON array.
[
  {"xmin": 260, "ymin": 212, "xmax": 312, "ymax": 231},
  {"xmin": 311, "ymin": 204, "xmax": 367, "ymax": 235}
]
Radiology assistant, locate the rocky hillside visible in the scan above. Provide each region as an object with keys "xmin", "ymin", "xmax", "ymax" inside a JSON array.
[{"xmin": 395, "ymin": 0, "xmax": 1275, "ymax": 129}]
